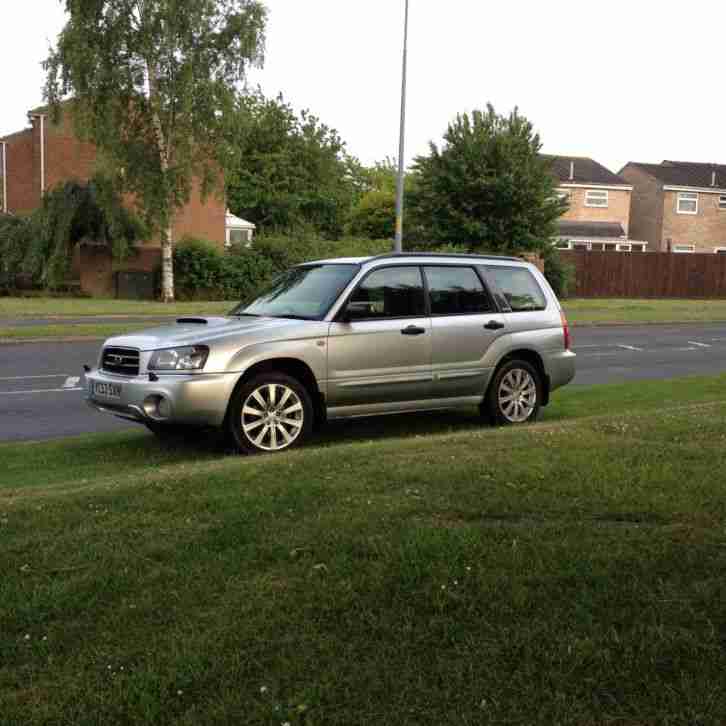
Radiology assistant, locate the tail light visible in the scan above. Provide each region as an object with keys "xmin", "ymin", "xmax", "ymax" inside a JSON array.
[{"xmin": 560, "ymin": 310, "xmax": 571, "ymax": 350}]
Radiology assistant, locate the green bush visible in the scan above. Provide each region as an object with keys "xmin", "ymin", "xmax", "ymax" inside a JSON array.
[
  {"xmin": 542, "ymin": 245, "xmax": 575, "ymax": 299},
  {"xmin": 172, "ymin": 234, "xmax": 395, "ymax": 301}
]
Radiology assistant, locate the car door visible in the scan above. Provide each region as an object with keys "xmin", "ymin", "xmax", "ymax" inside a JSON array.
[
  {"xmin": 424, "ymin": 265, "xmax": 505, "ymax": 399},
  {"xmin": 326, "ymin": 265, "xmax": 433, "ymax": 408}
]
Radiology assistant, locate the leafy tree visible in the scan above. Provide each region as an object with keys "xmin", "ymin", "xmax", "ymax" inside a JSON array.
[
  {"xmin": 44, "ymin": 0, "xmax": 267, "ymax": 301},
  {"xmin": 0, "ymin": 178, "xmax": 143, "ymax": 289},
  {"xmin": 349, "ymin": 190, "xmax": 395, "ymax": 239},
  {"xmin": 226, "ymin": 93, "xmax": 357, "ymax": 239},
  {"xmin": 411, "ymin": 105, "xmax": 566, "ymax": 253}
]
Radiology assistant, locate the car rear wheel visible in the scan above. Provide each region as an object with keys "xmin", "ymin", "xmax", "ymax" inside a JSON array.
[
  {"xmin": 227, "ymin": 373, "xmax": 313, "ymax": 454},
  {"xmin": 484, "ymin": 359, "xmax": 541, "ymax": 426}
]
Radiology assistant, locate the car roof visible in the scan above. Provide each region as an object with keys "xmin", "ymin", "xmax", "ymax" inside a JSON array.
[{"xmin": 305, "ymin": 252, "xmax": 525, "ymax": 266}]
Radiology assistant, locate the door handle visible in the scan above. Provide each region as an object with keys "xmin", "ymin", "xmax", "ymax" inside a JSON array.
[
  {"xmin": 401, "ymin": 325, "xmax": 426, "ymax": 336},
  {"xmin": 484, "ymin": 320, "xmax": 505, "ymax": 330}
]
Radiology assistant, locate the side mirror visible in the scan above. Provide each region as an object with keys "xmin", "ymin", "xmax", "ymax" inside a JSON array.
[{"xmin": 341, "ymin": 300, "xmax": 373, "ymax": 322}]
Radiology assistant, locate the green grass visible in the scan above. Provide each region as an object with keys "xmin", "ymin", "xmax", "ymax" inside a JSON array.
[
  {"xmin": 564, "ymin": 297, "xmax": 726, "ymax": 325},
  {"xmin": 3, "ymin": 375, "xmax": 726, "ymax": 724},
  {"xmin": 0, "ymin": 297, "xmax": 233, "ymax": 318},
  {"xmin": 0, "ymin": 323, "xmax": 153, "ymax": 340}
]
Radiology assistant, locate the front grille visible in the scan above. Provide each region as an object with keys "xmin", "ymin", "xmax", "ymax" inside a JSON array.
[{"xmin": 101, "ymin": 347, "xmax": 140, "ymax": 376}]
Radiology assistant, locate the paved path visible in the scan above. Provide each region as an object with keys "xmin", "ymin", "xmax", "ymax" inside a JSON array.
[{"xmin": 1, "ymin": 323, "xmax": 726, "ymax": 442}]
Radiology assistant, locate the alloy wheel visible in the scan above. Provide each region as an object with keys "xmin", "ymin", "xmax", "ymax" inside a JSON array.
[
  {"xmin": 497, "ymin": 368, "xmax": 537, "ymax": 423},
  {"xmin": 241, "ymin": 383, "xmax": 304, "ymax": 452}
]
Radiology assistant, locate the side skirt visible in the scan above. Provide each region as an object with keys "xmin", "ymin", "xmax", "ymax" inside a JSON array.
[{"xmin": 326, "ymin": 396, "xmax": 483, "ymax": 421}]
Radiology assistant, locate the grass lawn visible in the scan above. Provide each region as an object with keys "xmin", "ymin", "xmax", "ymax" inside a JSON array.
[
  {"xmin": 564, "ymin": 297, "xmax": 726, "ymax": 325},
  {"xmin": 0, "ymin": 323, "xmax": 152, "ymax": 341},
  {"xmin": 3, "ymin": 375, "xmax": 726, "ymax": 724},
  {"xmin": 0, "ymin": 297, "xmax": 233, "ymax": 318}
]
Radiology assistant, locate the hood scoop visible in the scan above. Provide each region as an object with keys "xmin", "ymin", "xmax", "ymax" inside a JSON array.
[{"xmin": 176, "ymin": 317, "xmax": 208, "ymax": 325}]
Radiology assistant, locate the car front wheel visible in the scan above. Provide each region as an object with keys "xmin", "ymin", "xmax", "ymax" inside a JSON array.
[
  {"xmin": 227, "ymin": 373, "xmax": 313, "ymax": 454},
  {"xmin": 484, "ymin": 360, "xmax": 541, "ymax": 425}
]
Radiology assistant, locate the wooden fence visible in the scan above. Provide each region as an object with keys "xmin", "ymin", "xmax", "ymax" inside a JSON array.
[{"xmin": 559, "ymin": 251, "xmax": 726, "ymax": 299}]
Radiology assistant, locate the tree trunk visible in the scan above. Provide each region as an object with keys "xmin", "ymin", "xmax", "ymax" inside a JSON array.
[{"xmin": 161, "ymin": 222, "xmax": 174, "ymax": 302}]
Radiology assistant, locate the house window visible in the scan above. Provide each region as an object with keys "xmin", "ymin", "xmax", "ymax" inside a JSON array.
[
  {"xmin": 604, "ymin": 243, "xmax": 617, "ymax": 251},
  {"xmin": 616, "ymin": 243, "xmax": 632, "ymax": 252},
  {"xmin": 585, "ymin": 189, "xmax": 609, "ymax": 208},
  {"xmin": 555, "ymin": 240, "xmax": 572, "ymax": 250},
  {"xmin": 631, "ymin": 244, "xmax": 646, "ymax": 252},
  {"xmin": 673, "ymin": 244, "xmax": 695, "ymax": 253},
  {"xmin": 719, "ymin": 195, "xmax": 726, "ymax": 210},
  {"xmin": 714, "ymin": 247, "xmax": 726, "ymax": 255},
  {"xmin": 572, "ymin": 242, "xmax": 589, "ymax": 251},
  {"xmin": 676, "ymin": 192, "xmax": 698, "ymax": 215}
]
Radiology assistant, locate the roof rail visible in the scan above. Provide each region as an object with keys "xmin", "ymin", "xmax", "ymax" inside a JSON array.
[{"xmin": 369, "ymin": 251, "xmax": 523, "ymax": 263}]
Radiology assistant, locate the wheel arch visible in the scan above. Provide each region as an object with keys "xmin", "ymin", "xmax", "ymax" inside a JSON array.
[
  {"xmin": 223, "ymin": 357, "xmax": 326, "ymax": 429},
  {"xmin": 487, "ymin": 349, "xmax": 550, "ymax": 406}
]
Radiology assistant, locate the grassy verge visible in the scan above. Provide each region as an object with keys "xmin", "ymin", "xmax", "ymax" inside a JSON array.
[
  {"xmin": 3, "ymin": 376, "xmax": 726, "ymax": 724},
  {"xmin": 564, "ymin": 297, "xmax": 726, "ymax": 325},
  {"xmin": 0, "ymin": 324, "xmax": 152, "ymax": 341},
  {"xmin": 0, "ymin": 297, "xmax": 233, "ymax": 318}
]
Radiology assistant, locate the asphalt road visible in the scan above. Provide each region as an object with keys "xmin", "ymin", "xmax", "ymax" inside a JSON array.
[{"xmin": 1, "ymin": 323, "xmax": 726, "ymax": 442}]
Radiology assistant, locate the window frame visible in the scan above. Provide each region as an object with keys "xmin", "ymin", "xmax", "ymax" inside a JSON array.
[
  {"xmin": 481, "ymin": 265, "xmax": 549, "ymax": 314},
  {"xmin": 719, "ymin": 195, "xmax": 726, "ymax": 210},
  {"xmin": 335, "ymin": 264, "xmax": 429, "ymax": 322},
  {"xmin": 714, "ymin": 247, "xmax": 726, "ymax": 254},
  {"xmin": 422, "ymin": 265, "xmax": 496, "ymax": 318},
  {"xmin": 584, "ymin": 189, "xmax": 609, "ymax": 208},
  {"xmin": 672, "ymin": 244, "xmax": 696, "ymax": 253},
  {"xmin": 676, "ymin": 192, "xmax": 699, "ymax": 215}
]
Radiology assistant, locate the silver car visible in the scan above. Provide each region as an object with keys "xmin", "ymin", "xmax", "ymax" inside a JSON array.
[{"xmin": 86, "ymin": 252, "xmax": 575, "ymax": 454}]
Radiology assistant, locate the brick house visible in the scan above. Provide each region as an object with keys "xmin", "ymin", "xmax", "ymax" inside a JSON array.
[
  {"xmin": 620, "ymin": 161, "xmax": 726, "ymax": 253},
  {"xmin": 545, "ymin": 155, "xmax": 647, "ymax": 252},
  {"xmin": 0, "ymin": 105, "xmax": 227, "ymax": 294}
]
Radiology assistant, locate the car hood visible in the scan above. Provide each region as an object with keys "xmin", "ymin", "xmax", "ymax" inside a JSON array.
[{"xmin": 103, "ymin": 316, "xmax": 325, "ymax": 351}]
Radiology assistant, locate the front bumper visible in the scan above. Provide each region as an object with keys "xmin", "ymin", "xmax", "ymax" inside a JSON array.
[{"xmin": 85, "ymin": 369, "xmax": 240, "ymax": 427}]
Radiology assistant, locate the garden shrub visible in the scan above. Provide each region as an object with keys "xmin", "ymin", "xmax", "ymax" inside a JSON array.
[{"xmin": 542, "ymin": 245, "xmax": 575, "ymax": 298}]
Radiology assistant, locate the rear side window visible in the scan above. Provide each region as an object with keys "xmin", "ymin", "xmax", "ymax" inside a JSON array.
[
  {"xmin": 347, "ymin": 266, "xmax": 426, "ymax": 320},
  {"xmin": 424, "ymin": 266, "xmax": 493, "ymax": 315},
  {"xmin": 484, "ymin": 266, "xmax": 547, "ymax": 312}
]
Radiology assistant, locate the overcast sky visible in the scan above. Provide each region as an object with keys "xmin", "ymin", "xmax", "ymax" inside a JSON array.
[{"xmin": 2, "ymin": 1, "xmax": 724, "ymax": 174}]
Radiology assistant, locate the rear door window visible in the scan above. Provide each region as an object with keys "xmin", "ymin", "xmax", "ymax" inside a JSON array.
[
  {"xmin": 424, "ymin": 266, "xmax": 493, "ymax": 315},
  {"xmin": 483, "ymin": 266, "xmax": 547, "ymax": 312}
]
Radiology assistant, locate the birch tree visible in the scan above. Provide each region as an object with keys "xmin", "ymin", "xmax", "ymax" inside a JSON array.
[{"xmin": 44, "ymin": 0, "xmax": 267, "ymax": 301}]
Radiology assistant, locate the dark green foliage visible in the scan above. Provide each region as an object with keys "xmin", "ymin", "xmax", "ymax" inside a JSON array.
[
  {"xmin": 348, "ymin": 190, "xmax": 396, "ymax": 239},
  {"xmin": 0, "ymin": 179, "xmax": 142, "ymax": 290},
  {"xmin": 226, "ymin": 93, "xmax": 359, "ymax": 239},
  {"xmin": 172, "ymin": 234, "xmax": 391, "ymax": 300},
  {"xmin": 542, "ymin": 246, "xmax": 576, "ymax": 298},
  {"xmin": 411, "ymin": 104, "xmax": 567, "ymax": 253}
]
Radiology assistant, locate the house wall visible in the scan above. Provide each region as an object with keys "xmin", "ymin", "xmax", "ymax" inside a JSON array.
[
  {"xmin": 1, "ymin": 108, "xmax": 225, "ymax": 249},
  {"xmin": 661, "ymin": 190, "xmax": 726, "ymax": 253},
  {"xmin": 559, "ymin": 187, "xmax": 631, "ymax": 236},
  {"xmin": 619, "ymin": 165, "xmax": 665, "ymax": 250},
  {"xmin": 2, "ymin": 129, "xmax": 38, "ymax": 214}
]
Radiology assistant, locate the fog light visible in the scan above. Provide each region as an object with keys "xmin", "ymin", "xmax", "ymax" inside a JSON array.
[{"xmin": 143, "ymin": 395, "xmax": 171, "ymax": 420}]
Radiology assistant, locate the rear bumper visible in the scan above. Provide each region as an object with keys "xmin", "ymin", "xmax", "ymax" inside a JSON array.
[
  {"xmin": 84, "ymin": 369, "xmax": 240, "ymax": 427},
  {"xmin": 546, "ymin": 350, "xmax": 576, "ymax": 392}
]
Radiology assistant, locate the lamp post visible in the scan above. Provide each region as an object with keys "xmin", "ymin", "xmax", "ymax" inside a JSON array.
[{"xmin": 394, "ymin": 0, "xmax": 410, "ymax": 253}]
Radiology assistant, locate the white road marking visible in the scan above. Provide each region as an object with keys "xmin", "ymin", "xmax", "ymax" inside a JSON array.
[
  {"xmin": 63, "ymin": 376, "xmax": 81, "ymax": 388},
  {"xmin": 0, "ymin": 387, "xmax": 84, "ymax": 395},
  {"xmin": 688, "ymin": 341, "xmax": 712, "ymax": 348},
  {"xmin": 0, "ymin": 373, "xmax": 70, "ymax": 381},
  {"xmin": 673, "ymin": 347, "xmax": 698, "ymax": 352},
  {"xmin": 617, "ymin": 344, "xmax": 644, "ymax": 352}
]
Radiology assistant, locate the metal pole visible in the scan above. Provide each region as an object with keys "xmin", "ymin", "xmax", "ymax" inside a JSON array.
[{"xmin": 394, "ymin": 0, "xmax": 409, "ymax": 253}]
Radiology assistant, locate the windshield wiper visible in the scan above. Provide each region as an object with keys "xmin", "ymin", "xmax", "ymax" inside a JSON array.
[{"xmin": 270, "ymin": 314, "xmax": 314, "ymax": 321}]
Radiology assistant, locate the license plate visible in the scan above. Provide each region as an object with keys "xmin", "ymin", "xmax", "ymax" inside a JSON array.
[{"xmin": 92, "ymin": 382, "xmax": 122, "ymax": 400}]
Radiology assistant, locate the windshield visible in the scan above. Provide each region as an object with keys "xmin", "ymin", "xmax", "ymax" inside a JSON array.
[{"xmin": 230, "ymin": 264, "xmax": 359, "ymax": 320}]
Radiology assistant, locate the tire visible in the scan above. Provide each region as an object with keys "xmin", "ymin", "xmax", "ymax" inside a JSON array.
[
  {"xmin": 226, "ymin": 373, "xmax": 314, "ymax": 454},
  {"xmin": 484, "ymin": 359, "xmax": 542, "ymax": 426}
]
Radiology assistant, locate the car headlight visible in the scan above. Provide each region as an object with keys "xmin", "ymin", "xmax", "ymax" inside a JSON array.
[{"xmin": 148, "ymin": 345, "xmax": 209, "ymax": 371}]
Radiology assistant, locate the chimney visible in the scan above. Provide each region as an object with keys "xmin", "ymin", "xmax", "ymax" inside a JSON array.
[
  {"xmin": 569, "ymin": 161, "xmax": 575, "ymax": 181},
  {"xmin": 712, "ymin": 170, "xmax": 717, "ymax": 187}
]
